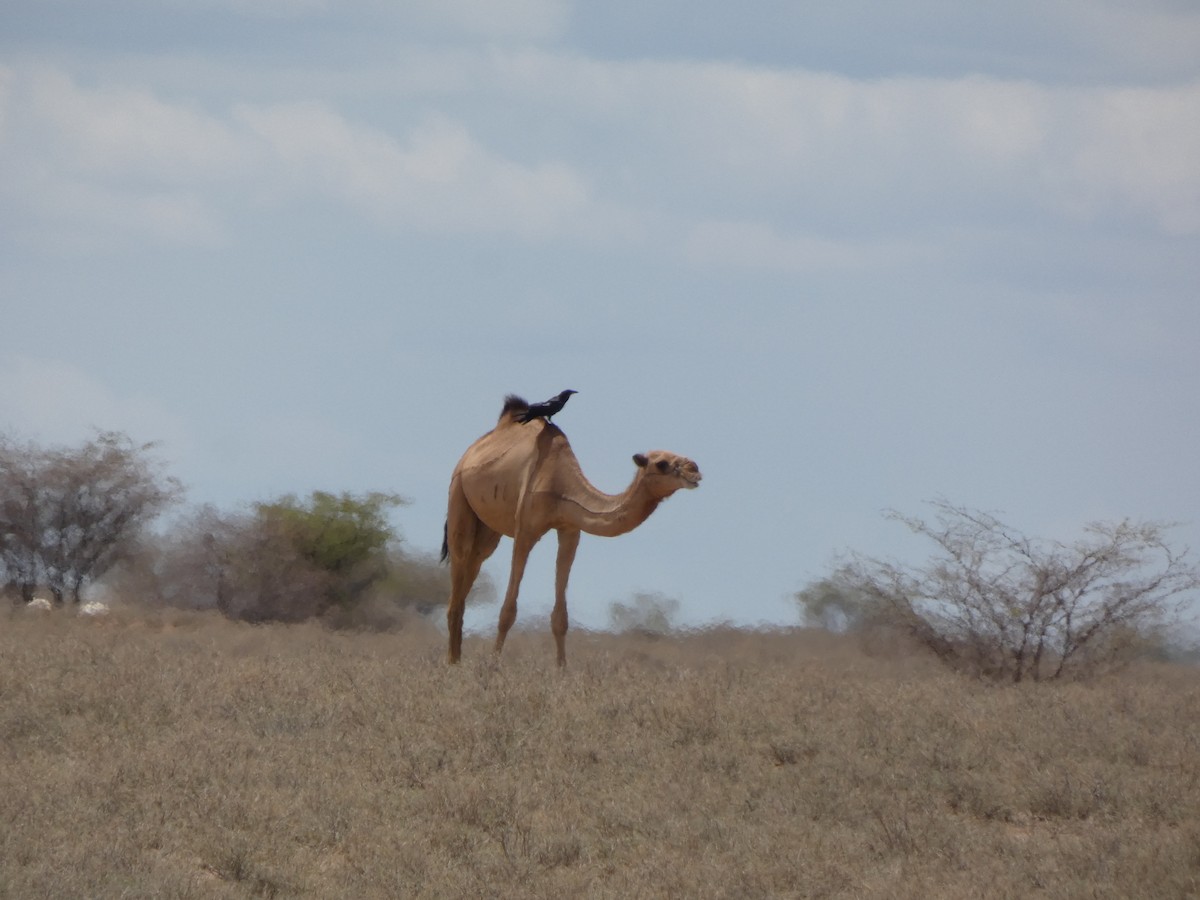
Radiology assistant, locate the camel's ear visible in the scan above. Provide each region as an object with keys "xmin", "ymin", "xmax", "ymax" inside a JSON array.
[{"xmin": 633, "ymin": 453, "xmax": 649, "ymax": 468}]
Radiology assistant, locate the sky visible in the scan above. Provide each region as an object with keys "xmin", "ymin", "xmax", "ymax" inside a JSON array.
[{"xmin": 2, "ymin": 0, "xmax": 1199, "ymax": 635}]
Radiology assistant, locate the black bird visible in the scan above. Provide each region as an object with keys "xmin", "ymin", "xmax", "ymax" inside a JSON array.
[{"xmin": 517, "ymin": 389, "xmax": 577, "ymax": 424}]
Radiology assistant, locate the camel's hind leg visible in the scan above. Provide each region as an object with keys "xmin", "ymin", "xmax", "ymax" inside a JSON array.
[{"xmin": 445, "ymin": 479, "xmax": 500, "ymax": 664}]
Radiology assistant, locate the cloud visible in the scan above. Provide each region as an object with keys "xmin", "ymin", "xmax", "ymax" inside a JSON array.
[
  {"xmin": 2, "ymin": 67, "xmax": 250, "ymax": 246},
  {"xmin": 1046, "ymin": 83, "xmax": 1200, "ymax": 235},
  {"xmin": 3, "ymin": 52, "xmax": 1197, "ymax": 259},
  {"xmin": 234, "ymin": 102, "xmax": 590, "ymax": 237},
  {"xmin": 30, "ymin": 179, "xmax": 224, "ymax": 247},
  {"xmin": 3, "ymin": 65, "xmax": 589, "ymax": 245},
  {"xmin": 54, "ymin": 0, "xmax": 570, "ymax": 41},
  {"xmin": 28, "ymin": 67, "xmax": 250, "ymax": 183},
  {"xmin": 1078, "ymin": 2, "xmax": 1200, "ymax": 81},
  {"xmin": 0, "ymin": 65, "xmax": 12, "ymax": 135},
  {"xmin": 482, "ymin": 52, "xmax": 1200, "ymax": 235},
  {"xmin": 682, "ymin": 220, "xmax": 936, "ymax": 273},
  {"xmin": 0, "ymin": 356, "xmax": 193, "ymax": 454},
  {"xmin": 568, "ymin": 1, "xmax": 1200, "ymax": 84},
  {"xmin": 221, "ymin": 410, "xmax": 368, "ymax": 498},
  {"xmin": 423, "ymin": 0, "xmax": 567, "ymax": 41},
  {"xmin": 0, "ymin": 356, "xmax": 381, "ymax": 506}
]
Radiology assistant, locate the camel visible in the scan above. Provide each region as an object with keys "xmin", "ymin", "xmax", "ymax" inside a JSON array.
[{"xmin": 442, "ymin": 395, "xmax": 701, "ymax": 665}]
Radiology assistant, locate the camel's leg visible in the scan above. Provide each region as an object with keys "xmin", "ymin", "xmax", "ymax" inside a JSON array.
[
  {"xmin": 551, "ymin": 528, "xmax": 580, "ymax": 667},
  {"xmin": 447, "ymin": 565, "xmax": 472, "ymax": 665},
  {"xmin": 445, "ymin": 478, "xmax": 500, "ymax": 664},
  {"xmin": 495, "ymin": 531, "xmax": 542, "ymax": 655},
  {"xmin": 447, "ymin": 527, "xmax": 500, "ymax": 663}
]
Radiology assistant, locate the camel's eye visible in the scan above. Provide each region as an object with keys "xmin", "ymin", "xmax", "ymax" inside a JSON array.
[{"xmin": 655, "ymin": 459, "xmax": 671, "ymax": 473}]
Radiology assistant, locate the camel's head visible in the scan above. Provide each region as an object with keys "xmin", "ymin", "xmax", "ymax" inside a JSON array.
[{"xmin": 633, "ymin": 451, "xmax": 702, "ymax": 497}]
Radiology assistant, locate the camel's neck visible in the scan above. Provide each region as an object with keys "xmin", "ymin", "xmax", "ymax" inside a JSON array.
[{"xmin": 553, "ymin": 461, "xmax": 662, "ymax": 537}]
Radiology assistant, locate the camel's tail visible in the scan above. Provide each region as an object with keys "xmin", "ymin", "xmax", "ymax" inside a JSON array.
[{"xmin": 440, "ymin": 519, "xmax": 449, "ymax": 563}]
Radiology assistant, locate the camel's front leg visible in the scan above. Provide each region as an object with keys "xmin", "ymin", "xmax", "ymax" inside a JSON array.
[
  {"xmin": 552, "ymin": 528, "xmax": 580, "ymax": 666},
  {"xmin": 495, "ymin": 532, "xmax": 541, "ymax": 655}
]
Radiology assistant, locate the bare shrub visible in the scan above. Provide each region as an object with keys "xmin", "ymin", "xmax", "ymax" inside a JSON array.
[
  {"xmin": 795, "ymin": 577, "xmax": 882, "ymax": 633},
  {"xmin": 609, "ymin": 591, "xmax": 680, "ymax": 637},
  {"xmin": 109, "ymin": 500, "xmax": 487, "ymax": 629},
  {"xmin": 107, "ymin": 504, "xmax": 328, "ymax": 621},
  {"xmin": 321, "ymin": 546, "xmax": 479, "ymax": 631},
  {"xmin": 834, "ymin": 499, "xmax": 1200, "ymax": 681}
]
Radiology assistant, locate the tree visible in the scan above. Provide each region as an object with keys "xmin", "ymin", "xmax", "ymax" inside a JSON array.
[
  {"xmin": 108, "ymin": 502, "xmax": 335, "ymax": 621},
  {"xmin": 833, "ymin": 500, "xmax": 1200, "ymax": 682},
  {"xmin": 0, "ymin": 436, "xmax": 42, "ymax": 603},
  {"xmin": 0, "ymin": 431, "xmax": 181, "ymax": 605},
  {"xmin": 252, "ymin": 491, "xmax": 404, "ymax": 615},
  {"xmin": 108, "ymin": 491, "xmax": 476, "ymax": 627},
  {"xmin": 609, "ymin": 591, "xmax": 680, "ymax": 637}
]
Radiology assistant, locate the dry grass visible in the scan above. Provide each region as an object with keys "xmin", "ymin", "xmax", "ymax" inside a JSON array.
[{"xmin": 2, "ymin": 608, "xmax": 1199, "ymax": 899}]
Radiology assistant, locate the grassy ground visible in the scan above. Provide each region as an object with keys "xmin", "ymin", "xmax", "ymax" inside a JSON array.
[{"xmin": 1, "ymin": 608, "xmax": 1198, "ymax": 899}]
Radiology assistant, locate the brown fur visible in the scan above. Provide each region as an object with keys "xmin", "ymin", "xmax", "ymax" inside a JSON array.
[{"xmin": 500, "ymin": 394, "xmax": 530, "ymax": 422}]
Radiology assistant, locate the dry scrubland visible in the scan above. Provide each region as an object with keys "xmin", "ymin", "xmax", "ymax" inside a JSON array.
[{"xmin": 2, "ymin": 610, "xmax": 1199, "ymax": 899}]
